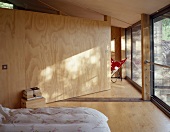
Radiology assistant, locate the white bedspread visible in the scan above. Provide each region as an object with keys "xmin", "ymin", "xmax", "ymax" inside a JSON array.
[{"xmin": 0, "ymin": 105, "xmax": 110, "ymax": 132}]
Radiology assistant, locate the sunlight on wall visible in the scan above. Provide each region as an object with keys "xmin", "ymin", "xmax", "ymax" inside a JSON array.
[
  {"xmin": 121, "ymin": 38, "xmax": 125, "ymax": 50},
  {"xmin": 111, "ymin": 40, "xmax": 115, "ymax": 52},
  {"xmin": 86, "ymin": 77, "xmax": 98, "ymax": 87},
  {"xmin": 43, "ymin": 93, "xmax": 49, "ymax": 101},
  {"xmin": 90, "ymin": 56, "xmax": 97, "ymax": 64},
  {"xmin": 40, "ymin": 66, "xmax": 55, "ymax": 82},
  {"xmin": 65, "ymin": 56, "xmax": 81, "ymax": 78},
  {"xmin": 39, "ymin": 47, "xmax": 102, "ymax": 102},
  {"xmin": 81, "ymin": 77, "xmax": 98, "ymax": 93},
  {"xmin": 64, "ymin": 47, "xmax": 100, "ymax": 79},
  {"xmin": 51, "ymin": 92, "xmax": 57, "ymax": 99}
]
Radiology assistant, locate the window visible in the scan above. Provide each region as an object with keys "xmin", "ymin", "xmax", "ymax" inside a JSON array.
[
  {"xmin": 125, "ymin": 24, "xmax": 142, "ymax": 87},
  {"xmin": 0, "ymin": 2, "xmax": 13, "ymax": 9},
  {"xmin": 153, "ymin": 10, "xmax": 170, "ymax": 107},
  {"xmin": 126, "ymin": 28, "xmax": 132, "ymax": 78},
  {"xmin": 132, "ymin": 24, "xmax": 142, "ymax": 86}
]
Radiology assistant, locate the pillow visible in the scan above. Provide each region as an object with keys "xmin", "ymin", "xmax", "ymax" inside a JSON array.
[{"xmin": 0, "ymin": 105, "xmax": 9, "ymax": 119}]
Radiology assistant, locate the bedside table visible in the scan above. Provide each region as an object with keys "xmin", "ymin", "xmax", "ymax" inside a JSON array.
[{"xmin": 21, "ymin": 97, "xmax": 46, "ymax": 108}]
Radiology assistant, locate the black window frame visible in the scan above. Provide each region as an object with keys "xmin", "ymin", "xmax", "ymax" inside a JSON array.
[{"xmin": 150, "ymin": 4, "xmax": 170, "ymax": 117}]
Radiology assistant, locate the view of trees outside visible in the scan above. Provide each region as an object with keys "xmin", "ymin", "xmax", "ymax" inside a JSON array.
[
  {"xmin": 154, "ymin": 13, "xmax": 170, "ymax": 106},
  {"xmin": 132, "ymin": 25, "xmax": 142, "ymax": 86},
  {"xmin": 126, "ymin": 28, "xmax": 131, "ymax": 78},
  {"xmin": 0, "ymin": 2, "xmax": 13, "ymax": 9}
]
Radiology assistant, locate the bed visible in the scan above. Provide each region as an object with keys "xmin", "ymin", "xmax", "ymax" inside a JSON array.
[{"xmin": 0, "ymin": 105, "xmax": 110, "ymax": 132}]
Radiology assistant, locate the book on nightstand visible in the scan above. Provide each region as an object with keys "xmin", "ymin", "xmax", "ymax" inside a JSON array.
[{"xmin": 23, "ymin": 96, "xmax": 43, "ymax": 101}]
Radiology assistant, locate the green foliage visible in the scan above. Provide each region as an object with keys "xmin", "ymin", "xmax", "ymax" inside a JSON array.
[
  {"xmin": 162, "ymin": 18, "xmax": 170, "ymax": 40},
  {"xmin": 0, "ymin": 2, "xmax": 13, "ymax": 9}
]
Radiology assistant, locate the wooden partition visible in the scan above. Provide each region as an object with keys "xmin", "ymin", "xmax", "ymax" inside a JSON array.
[{"xmin": 0, "ymin": 8, "xmax": 111, "ymax": 108}]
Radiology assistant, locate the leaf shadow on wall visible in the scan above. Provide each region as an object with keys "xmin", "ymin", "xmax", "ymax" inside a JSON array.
[{"xmin": 38, "ymin": 47, "xmax": 104, "ymax": 103}]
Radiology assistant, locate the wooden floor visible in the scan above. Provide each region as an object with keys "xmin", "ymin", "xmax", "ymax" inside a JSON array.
[
  {"xmin": 79, "ymin": 79, "xmax": 141, "ymax": 98},
  {"xmin": 47, "ymin": 79, "xmax": 170, "ymax": 132}
]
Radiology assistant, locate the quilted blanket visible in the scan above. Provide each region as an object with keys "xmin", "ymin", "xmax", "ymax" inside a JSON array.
[{"xmin": 0, "ymin": 105, "xmax": 110, "ymax": 132}]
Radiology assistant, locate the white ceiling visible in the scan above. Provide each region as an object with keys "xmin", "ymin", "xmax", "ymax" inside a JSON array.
[{"xmin": 8, "ymin": 0, "xmax": 170, "ymax": 28}]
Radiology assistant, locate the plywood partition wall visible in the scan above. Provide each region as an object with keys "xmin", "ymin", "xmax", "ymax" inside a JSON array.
[{"xmin": 0, "ymin": 8, "xmax": 111, "ymax": 108}]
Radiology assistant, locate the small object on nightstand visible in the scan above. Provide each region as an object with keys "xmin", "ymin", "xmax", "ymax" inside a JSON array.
[
  {"xmin": 21, "ymin": 87, "xmax": 45, "ymax": 108},
  {"xmin": 22, "ymin": 87, "xmax": 42, "ymax": 100}
]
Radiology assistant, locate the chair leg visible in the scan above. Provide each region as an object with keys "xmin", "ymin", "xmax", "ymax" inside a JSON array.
[
  {"xmin": 118, "ymin": 69, "xmax": 122, "ymax": 81},
  {"xmin": 111, "ymin": 76, "xmax": 117, "ymax": 83},
  {"xmin": 111, "ymin": 72, "xmax": 117, "ymax": 83}
]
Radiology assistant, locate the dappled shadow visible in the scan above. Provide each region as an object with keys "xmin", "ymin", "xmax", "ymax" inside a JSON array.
[{"xmin": 37, "ymin": 46, "xmax": 109, "ymax": 103}]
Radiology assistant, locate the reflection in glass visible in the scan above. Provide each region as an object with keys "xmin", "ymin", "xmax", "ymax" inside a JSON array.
[
  {"xmin": 0, "ymin": 2, "xmax": 13, "ymax": 9},
  {"xmin": 154, "ymin": 66, "xmax": 170, "ymax": 106},
  {"xmin": 132, "ymin": 25, "xmax": 142, "ymax": 86},
  {"xmin": 126, "ymin": 28, "xmax": 131, "ymax": 78}
]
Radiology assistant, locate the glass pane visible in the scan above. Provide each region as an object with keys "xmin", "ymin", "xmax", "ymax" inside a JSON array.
[
  {"xmin": 154, "ymin": 65, "xmax": 170, "ymax": 106},
  {"xmin": 0, "ymin": 2, "xmax": 13, "ymax": 9},
  {"xmin": 154, "ymin": 15, "xmax": 170, "ymax": 66},
  {"xmin": 132, "ymin": 25, "xmax": 142, "ymax": 86},
  {"xmin": 153, "ymin": 11, "xmax": 170, "ymax": 106},
  {"xmin": 126, "ymin": 29, "xmax": 131, "ymax": 78}
]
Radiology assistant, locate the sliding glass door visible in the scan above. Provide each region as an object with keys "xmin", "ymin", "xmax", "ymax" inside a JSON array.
[
  {"xmin": 125, "ymin": 24, "xmax": 142, "ymax": 87},
  {"xmin": 153, "ymin": 10, "xmax": 170, "ymax": 106}
]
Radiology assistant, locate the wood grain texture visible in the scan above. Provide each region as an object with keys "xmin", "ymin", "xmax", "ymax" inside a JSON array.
[
  {"xmin": 8, "ymin": 10, "xmax": 26, "ymax": 108},
  {"xmin": 24, "ymin": 11, "xmax": 55, "ymax": 102},
  {"xmin": 47, "ymin": 80, "xmax": 170, "ymax": 132},
  {"xmin": 24, "ymin": 13, "xmax": 111, "ymax": 102},
  {"xmin": 0, "ymin": 9, "xmax": 13, "ymax": 108},
  {"xmin": 79, "ymin": 79, "xmax": 141, "ymax": 98},
  {"xmin": 21, "ymin": 97, "xmax": 45, "ymax": 108},
  {"xmin": 0, "ymin": 9, "xmax": 26, "ymax": 108},
  {"xmin": 47, "ymin": 102, "xmax": 170, "ymax": 132},
  {"xmin": 141, "ymin": 14, "xmax": 150, "ymax": 100},
  {"xmin": 0, "ymin": 8, "xmax": 111, "ymax": 107}
]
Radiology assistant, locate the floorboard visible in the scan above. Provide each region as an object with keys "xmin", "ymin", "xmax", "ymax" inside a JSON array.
[
  {"xmin": 46, "ymin": 79, "xmax": 170, "ymax": 132},
  {"xmin": 78, "ymin": 79, "xmax": 141, "ymax": 98}
]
